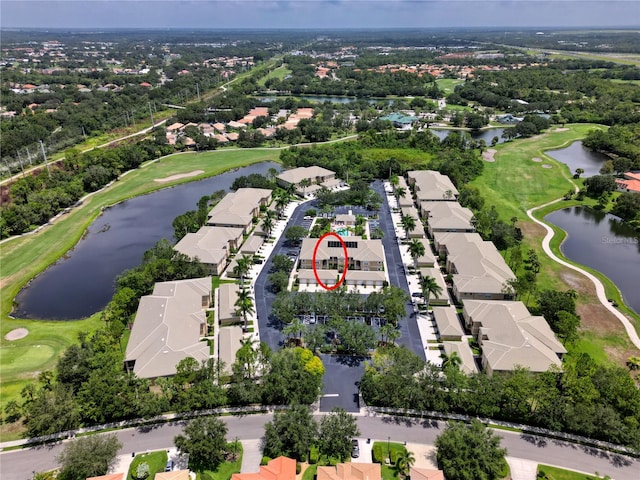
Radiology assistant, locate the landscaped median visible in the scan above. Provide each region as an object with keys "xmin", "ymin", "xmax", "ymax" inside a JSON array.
[{"xmin": 0, "ymin": 149, "xmax": 280, "ymax": 414}]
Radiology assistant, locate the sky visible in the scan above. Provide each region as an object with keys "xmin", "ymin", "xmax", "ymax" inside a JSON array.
[{"xmin": 1, "ymin": 0, "xmax": 639, "ymax": 30}]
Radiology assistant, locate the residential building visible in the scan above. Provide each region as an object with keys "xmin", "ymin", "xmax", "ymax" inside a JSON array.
[
  {"xmin": 407, "ymin": 170, "xmax": 458, "ymax": 202},
  {"xmin": 615, "ymin": 171, "xmax": 640, "ymax": 193},
  {"xmin": 218, "ymin": 326, "xmax": 243, "ymax": 375},
  {"xmin": 154, "ymin": 471, "xmax": 190, "ymax": 480},
  {"xmin": 276, "ymin": 166, "xmax": 339, "ymax": 196},
  {"xmin": 87, "ymin": 474, "xmax": 124, "ymax": 480},
  {"xmin": 124, "ymin": 277, "xmax": 212, "ymax": 379},
  {"xmin": 232, "ymin": 457, "xmax": 296, "ymax": 480},
  {"xmin": 462, "ymin": 300, "xmax": 567, "ymax": 375},
  {"xmin": 317, "ymin": 463, "xmax": 381, "ymax": 480},
  {"xmin": 412, "ymin": 238, "xmax": 437, "ymax": 267},
  {"xmin": 409, "ymin": 467, "xmax": 445, "ymax": 480},
  {"xmin": 432, "ymin": 231, "xmax": 483, "ymax": 257},
  {"xmin": 240, "ymin": 235, "xmax": 265, "ymax": 255},
  {"xmin": 432, "ymin": 306, "xmax": 464, "ymax": 341},
  {"xmin": 418, "ymin": 267, "xmax": 449, "ymax": 305},
  {"xmin": 218, "ymin": 283, "xmax": 242, "ymax": 325},
  {"xmin": 442, "ymin": 341, "xmax": 479, "ymax": 375},
  {"xmin": 299, "ymin": 236, "xmax": 384, "ymax": 272},
  {"xmin": 207, "ymin": 188, "xmax": 272, "ymax": 233},
  {"xmin": 174, "ymin": 226, "xmax": 244, "ymax": 275},
  {"xmin": 444, "ymin": 234, "xmax": 516, "ymax": 301},
  {"xmin": 420, "ymin": 202, "xmax": 474, "ymax": 235}
]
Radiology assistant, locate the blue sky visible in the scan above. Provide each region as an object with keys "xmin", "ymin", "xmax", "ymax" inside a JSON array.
[{"xmin": 1, "ymin": 1, "xmax": 639, "ymax": 29}]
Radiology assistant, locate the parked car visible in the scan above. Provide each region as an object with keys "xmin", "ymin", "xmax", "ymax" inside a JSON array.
[
  {"xmin": 165, "ymin": 461, "xmax": 174, "ymax": 472},
  {"xmin": 351, "ymin": 439, "xmax": 360, "ymax": 458}
]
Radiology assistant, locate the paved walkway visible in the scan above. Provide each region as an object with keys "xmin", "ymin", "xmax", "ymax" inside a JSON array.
[
  {"xmin": 507, "ymin": 457, "xmax": 538, "ymax": 480},
  {"xmin": 527, "ymin": 199, "xmax": 640, "ymax": 350}
]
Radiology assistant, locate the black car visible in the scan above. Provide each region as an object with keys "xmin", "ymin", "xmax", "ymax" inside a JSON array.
[{"xmin": 351, "ymin": 439, "xmax": 360, "ymax": 458}]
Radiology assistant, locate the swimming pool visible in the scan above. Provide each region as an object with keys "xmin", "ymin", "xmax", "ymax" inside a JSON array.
[{"xmin": 336, "ymin": 228, "xmax": 350, "ymax": 237}]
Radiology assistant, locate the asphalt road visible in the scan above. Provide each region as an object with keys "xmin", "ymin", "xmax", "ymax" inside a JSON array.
[
  {"xmin": 2, "ymin": 414, "xmax": 638, "ymax": 480},
  {"xmin": 370, "ymin": 180, "xmax": 425, "ymax": 360}
]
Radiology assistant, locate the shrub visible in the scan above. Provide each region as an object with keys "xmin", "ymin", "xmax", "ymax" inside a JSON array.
[
  {"xmin": 296, "ymin": 463, "xmax": 302, "ymax": 474},
  {"xmin": 261, "ymin": 456, "xmax": 272, "ymax": 466},
  {"xmin": 134, "ymin": 462, "xmax": 150, "ymax": 480},
  {"xmin": 309, "ymin": 446, "xmax": 319, "ymax": 464}
]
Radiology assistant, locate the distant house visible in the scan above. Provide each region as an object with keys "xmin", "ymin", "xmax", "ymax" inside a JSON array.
[
  {"xmin": 442, "ymin": 341, "xmax": 479, "ymax": 375},
  {"xmin": 462, "ymin": 300, "xmax": 566, "ymax": 375},
  {"xmin": 381, "ymin": 112, "xmax": 418, "ymax": 129},
  {"xmin": 409, "ymin": 467, "xmax": 445, "ymax": 480},
  {"xmin": 166, "ymin": 122, "xmax": 184, "ymax": 133},
  {"xmin": 496, "ymin": 114, "xmax": 523, "ymax": 124},
  {"xmin": 218, "ymin": 283, "xmax": 242, "ymax": 325},
  {"xmin": 87, "ymin": 474, "xmax": 124, "ymax": 480},
  {"xmin": 615, "ymin": 171, "xmax": 640, "ymax": 193},
  {"xmin": 124, "ymin": 277, "xmax": 212, "ymax": 379},
  {"xmin": 433, "ymin": 307, "xmax": 464, "ymax": 341},
  {"xmin": 218, "ymin": 326, "xmax": 243, "ymax": 375}
]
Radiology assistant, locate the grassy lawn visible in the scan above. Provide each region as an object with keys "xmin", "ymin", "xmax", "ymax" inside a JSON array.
[
  {"xmin": 360, "ymin": 148, "xmax": 433, "ymax": 169},
  {"xmin": 537, "ymin": 464, "xmax": 602, "ymax": 480},
  {"xmin": 128, "ymin": 450, "xmax": 168, "ymax": 480},
  {"xmin": 470, "ymin": 123, "xmax": 640, "ymax": 362},
  {"xmin": 436, "ymin": 78, "xmax": 464, "ymax": 95},
  {"xmin": 198, "ymin": 442, "xmax": 243, "ymax": 480},
  {"xmin": 257, "ymin": 65, "xmax": 292, "ymax": 87},
  {"xmin": 302, "ymin": 465, "xmax": 317, "ymax": 480},
  {"xmin": 0, "ymin": 149, "xmax": 280, "ymax": 413}
]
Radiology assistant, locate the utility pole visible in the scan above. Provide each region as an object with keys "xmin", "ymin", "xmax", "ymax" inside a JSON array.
[
  {"xmin": 25, "ymin": 146, "xmax": 33, "ymax": 165},
  {"xmin": 82, "ymin": 126, "xmax": 87, "ymax": 140},
  {"xmin": 39, "ymin": 140, "xmax": 50, "ymax": 175},
  {"xmin": 196, "ymin": 82, "xmax": 200, "ymax": 102},
  {"xmin": 148, "ymin": 101, "xmax": 155, "ymax": 128},
  {"xmin": 16, "ymin": 151, "xmax": 26, "ymax": 177}
]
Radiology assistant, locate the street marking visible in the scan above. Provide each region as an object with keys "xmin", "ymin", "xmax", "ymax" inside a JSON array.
[{"xmin": 322, "ymin": 393, "xmax": 340, "ymax": 397}]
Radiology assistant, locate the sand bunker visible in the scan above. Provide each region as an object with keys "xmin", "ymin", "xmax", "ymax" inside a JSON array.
[
  {"xmin": 482, "ymin": 149, "xmax": 497, "ymax": 162},
  {"xmin": 155, "ymin": 170, "xmax": 204, "ymax": 183},
  {"xmin": 532, "ymin": 157, "xmax": 542, "ymax": 162},
  {"xmin": 5, "ymin": 328, "xmax": 28, "ymax": 341},
  {"xmin": 542, "ymin": 164, "xmax": 553, "ymax": 169},
  {"xmin": 554, "ymin": 128, "xmax": 569, "ymax": 132}
]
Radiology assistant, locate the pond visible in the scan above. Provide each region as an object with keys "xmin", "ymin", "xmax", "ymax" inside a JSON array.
[
  {"xmin": 546, "ymin": 141, "xmax": 609, "ymax": 177},
  {"xmin": 13, "ymin": 162, "xmax": 281, "ymax": 320},
  {"xmin": 545, "ymin": 206, "xmax": 640, "ymax": 315},
  {"xmin": 429, "ymin": 128, "xmax": 508, "ymax": 145}
]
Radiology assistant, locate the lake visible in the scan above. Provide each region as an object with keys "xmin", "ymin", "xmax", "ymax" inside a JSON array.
[
  {"xmin": 546, "ymin": 141, "xmax": 609, "ymax": 177},
  {"xmin": 429, "ymin": 128, "xmax": 508, "ymax": 144},
  {"xmin": 13, "ymin": 162, "xmax": 280, "ymax": 320},
  {"xmin": 545, "ymin": 206, "xmax": 640, "ymax": 315}
]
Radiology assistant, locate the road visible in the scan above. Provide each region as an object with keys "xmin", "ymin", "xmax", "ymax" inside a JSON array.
[
  {"xmin": 370, "ymin": 180, "xmax": 425, "ymax": 359},
  {"xmin": 2, "ymin": 414, "xmax": 638, "ymax": 480}
]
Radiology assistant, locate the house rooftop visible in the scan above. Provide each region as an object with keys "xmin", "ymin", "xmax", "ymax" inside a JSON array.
[
  {"xmin": 125, "ymin": 277, "xmax": 211, "ymax": 378},
  {"xmin": 407, "ymin": 170, "xmax": 459, "ymax": 200},
  {"xmin": 174, "ymin": 226, "xmax": 243, "ymax": 265},
  {"xmin": 421, "ymin": 202, "xmax": 474, "ymax": 231},
  {"xmin": 277, "ymin": 166, "xmax": 335, "ymax": 186}
]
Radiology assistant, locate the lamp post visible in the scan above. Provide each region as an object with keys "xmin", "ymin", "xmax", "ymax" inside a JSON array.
[{"xmin": 387, "ymin": 436, "xmax": 391, "ymax": 462}]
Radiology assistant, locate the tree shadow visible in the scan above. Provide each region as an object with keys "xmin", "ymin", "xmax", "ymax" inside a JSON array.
[{"xmin": 520, "ymin": 433, "xmax": 547, "ymax": 448}]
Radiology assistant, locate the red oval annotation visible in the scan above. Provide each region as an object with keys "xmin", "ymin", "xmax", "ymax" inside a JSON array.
[{"xmin": 312, "ymin": 232, "xmax": 349, "ymax": 291}]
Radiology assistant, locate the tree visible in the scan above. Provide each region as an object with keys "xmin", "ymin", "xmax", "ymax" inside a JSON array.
[
  {"xmin": 574, "ymin": 168, "xmax": 585, "ymax": 179},
  {"xmin": 408, "ymin": 238, "xmax": 426, "ymax": 270},
  {"xmin": 435, "ymin": 421, "xmax": 508, "ymax": 480},
  {"xmin": 394, "ymin": 186, "xmax": 407, "ymax": 204},
  {"xmin": 261, "ymin": 215, "xmax": 274, "ymax": 238},
  {"xmin": 235, "ymin": 287, "xmax": 255, "ymax": 331},
  {"xmin": 400, "ymin": 214, "xmax": 416, "ymax": 240},
  {"xmin": 262, "ymin": 348, "xmax": 324, "ymax": 405},
  {"xmin": 378, "ymin": 322, "xmax": 401, "ymax": 346},
  {"xmin": 271, "ymin": 254, "xmax": 294, "ymax": 273},
  {"xmin": 57, "ymin": 435, "xmax": 122, "ymax": 480},
  {"xmin": 626, "ymin": 356, "xmax": 640, "ymax": 371},
  {"xmin": 318, "ymin": 408, "xmax": 360, "ymax": 461},
  {"xmin": 263, "ymin": 404, "xmax": 318, "ymax": 461},
  {"xmin": 441, "ymin": 351, "xmax": 462, "ymax": 372},
  {"xmin": 336, "ymin": 319, "xmax": 377, "ymax": 355},
  {"xmin": 395, "ymin": 449, "xmax": 416, "ymax": 479},
  {"xmin": 269, "ymin": 271, "xmax": 290, "ymax": 294},
  {"xmin": 285, "ymin": 225, "xmax": 308, "ymax": 245},
  {"xmin": 23, "ymin": 383, "xmax": 80, "ymax": 438},
  {"xmin": 420, "ymin": 275, "xmax": 443, "ymax": 311},
  {"xmin": 174, "ymin": 417, "xmax": 228, "ymax": 472},
  {"xmin": 283, "ymin": 317, "xmax": 305, "ymax": 341},
  {"xmin": 233, "ymin": 255, "xmax": 253, "ymax": 286}
]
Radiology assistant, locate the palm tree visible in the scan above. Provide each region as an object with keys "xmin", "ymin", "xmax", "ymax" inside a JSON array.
[
  {"xmin": 394, "ymin": 186, "xmax": 407, "ymax": 204},
  {"xmin": 408, "ymin": 238, "xmax": 425, "ymax": 270},
  {"xmin": 267, "ymin": 167, "xmax": 278, "ymax": 182},
  {"xmin": 233, "ymin": 255, "xmax": 253, "ymax": 287},
  {"xmin": 442, "ymin": 351, "xmax": 462, "ymax": 371},
  {"xmin": 274, "ymin": 192, "xmax": 290, "ymax": 218},
  {"xmin": 299, "ymin": 178, "xmax": 311, "ymax": 195},
  {"xmin": 261, "ymin": 215, "xmax": 274, "ymax": 238},
  {"xmin": 420, "ymin": 275, "xmax": 443, "ymax": 311},
  {"xmin": 234, "ymin": 287, "xmax": 255, "ymax": 332},
  {"xmin": 283, "ymin": 317, "xmax": 305, "ymax": 342},
  {"xmin": 626, "ymin": 356, "xmax": 640, "ymax": 371},
  {"xmin": 389, "ymin": 174, "xmax": 399, "ymax": 188},
  {"xmin": 400, "ymin": 214, "xmax": 416, "ymax": 240},
  {"xmin": 395, "ymin": 449, "xmax": 416, "ymax": 479},
  {"xmin": 378, "ymin": 322, "xmax": 401, "ymax": 346}
]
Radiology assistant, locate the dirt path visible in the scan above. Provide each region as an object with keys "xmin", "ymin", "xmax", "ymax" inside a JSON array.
[{"xmin": 527, "ymin": 199, "xmax": 640, "ymax": 350}]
